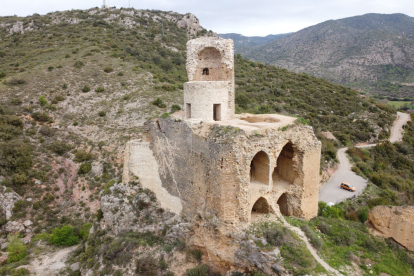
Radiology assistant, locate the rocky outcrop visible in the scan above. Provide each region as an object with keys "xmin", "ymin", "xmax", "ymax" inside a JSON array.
[
  {"xmin": 177, "ymin": 13, "xmax": 204, "ymax": 36},
  {"xmin": 99, "ymin": 181, "xmax": 179, "ymax": 235},
  {"xmin": 368, "ymin": 206, "xmax": 414, "ymax": 251},
  {"xmin": 0, "ymin": 186, "xmax": 22, "ymax": 219}
]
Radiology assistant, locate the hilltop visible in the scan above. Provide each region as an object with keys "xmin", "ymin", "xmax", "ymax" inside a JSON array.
[{"xmin": 240, "ymin": 13, "xmax": 414, "ymax": 99}]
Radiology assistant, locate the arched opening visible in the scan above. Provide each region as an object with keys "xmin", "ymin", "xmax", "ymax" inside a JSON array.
[
  {"xmin": 277, "ymin": 193, "xmax": 289, "ymax": 216},
  {"xmin": 273, "ymin": 142, "xmax": 297, "ymax": 190},
  {"xmin": 195, "ymin": 47, "xmax": 226, "ymax": 81},
  {"xmin": 251, "ymin": 197, "xmax": 271, "ymax": 222},
  {"xmin": 250, "ymin": 151, "xmax": 270, "ymax": 185}
]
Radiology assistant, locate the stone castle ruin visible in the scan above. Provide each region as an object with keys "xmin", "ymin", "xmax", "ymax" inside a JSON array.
[{"xmin": 123, "ymin": 37, "xmax": 321, "ymax": 269}]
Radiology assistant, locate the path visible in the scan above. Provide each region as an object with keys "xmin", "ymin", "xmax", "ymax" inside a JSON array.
[
  {"xmin": 319, "ymin": 112, "xmax": 410, "ymax": 204},
  {"xmin": 281, "ymin": 217, "xmax": 341, "ymax": 276}
]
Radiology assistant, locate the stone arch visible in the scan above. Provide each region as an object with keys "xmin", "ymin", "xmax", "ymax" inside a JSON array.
[
  {"xmin": 277, "ymin": 193, "xmax": 289, "ymax": 216},
  {"xmin": 252, "ymin": 197, "xmax": 271, "ymax": 214},
  {"xmin": 195, "ymin": 47, "xmax": 226, "ymax": 81},
  {"xmin": 250, "ymin": 151, "xmax": 270, "ymax": 185},
  {"xmin": 273, "ymin": 142, "xmax": 297, "ymax": 186}
]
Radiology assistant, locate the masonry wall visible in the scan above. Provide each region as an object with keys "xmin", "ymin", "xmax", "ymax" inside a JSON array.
[
  {"xmin": 123, "ymin": 118, "xmax": 321, "ymax": 224},
  {"xmin": 184, "ymin": 81, "xmax": 231, "ymax": 121}
]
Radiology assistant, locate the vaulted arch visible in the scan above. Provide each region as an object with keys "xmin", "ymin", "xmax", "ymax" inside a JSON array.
[{"xmin": 250, "ymin": 151, "xmax": 270, "ymax": 185}]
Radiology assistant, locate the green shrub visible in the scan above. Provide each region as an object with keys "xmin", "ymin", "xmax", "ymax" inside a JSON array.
[
  {"xmin": 104, "ymin": 66, "xmax": 114, "ymax": 73},
  {"xmin": 8, "ymin": 78, "xmax": 26, "ymax": 86},
  {"xmin": 0, "ymin": 72, "xmax": 6, "ymax": 78},
  {"xmin": 7, "ymin": 233, "xmax": 27, "ymax": 263},
  {"xmin": 10, "ymin": 268, "xmax": 30, "ymax": 276},
  {"xmin": 98, "ymin": 111, "xmax": 106, "ymax": 117},
  {"xmin": 136, "ymin": 256, "xmax": 158, "ymax": 276},
  {"xmin": 171, "ymin": 105, "xmax": 181, "ymax": 113},
  {"xmin": 74, "ymin": 150, "xmax": 92, "ymax": 162},
  {"xmin": 118, "ymin": 72, "xmax": 124, "ymax": 76},
  {"xmin": 48, "ymin": 141, "xmax": 72, "ymax": 155},
  {"xmin": 79, "ymin": 223, "xmax": 92, "ymax": 239},
  {"xmin": 161, "ymin": 113, "xmax": 170, "ymax": 119},
  {"xmin": 31, "ymin": 112, "xmax": 52, "ymax": 122},
  {"xmin": 152, "ymin": 98, "xmax": 166, "ymax": 108},
  {"xmin": 95, "ymin": 86, "xmax": 105, "ymax": 92},
  {"xmin": 51, "ymin": 225, "xmax": 79, "ymax": 246},
  {"xmin": 62, "ymin": 83, "xmax": 68, "ymax": 89},
  {"xmin": 48, "ymin": 66, "xmax": 54, "ymax": 71},
  {"xmin": 78, "ymin": 163, "xmax": 92, "ymax": 175},
  {"xmin": 185, "ymin": 265, "xmax": 208, "ymax": 276},
  {"xmin": 367, "ymin": 197, "xmax": 390, "ymax": 208},
  {"xmin": 12, "ymin": 173, "xmax": 27, "ymax": 185},
  {"xmin": 10, "ymin": 98, "xmax": 22, "ymax": 105},
  {"xmin": 39, "ymin": 126, "xmax": 55, "ymax": 137},
  {"xmin": 0, "ymin": 140, "xmax": 33, "ymax": 174},
  {"xmin": 74, "ymin": 61, "xmax": 85, "ymax": 69},
  {"xmin": 82, "ymin": 85, "xmax": 91, "ymax": 92},
  {"xmin": 97, "ymin": 209, "xmax": 103, "ymax": 221}
]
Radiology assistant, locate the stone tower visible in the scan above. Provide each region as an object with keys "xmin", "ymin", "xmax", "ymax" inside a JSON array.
[{"xmin": 183, "ymin": 37, "xmax": 235, "ymax": 121}]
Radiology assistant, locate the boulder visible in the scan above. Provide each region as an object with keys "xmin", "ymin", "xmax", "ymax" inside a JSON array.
[
  {"xmin": 70, "ymin": 262, "xmax": 80, "ymax": 271},
  {"xmin": 368, "ymin": 206, "xmax": 414, "ymax": 251},
  {"xmin": 4, "ymin": 221, "xmax": 25, "ymax": 233},
  {"xmin": 23, "ymin": 220, "xmax": 33, "ymax": 227},
  {"xmin": 0, "ymin": 186, "xmax": 22, "ymax": 219}
]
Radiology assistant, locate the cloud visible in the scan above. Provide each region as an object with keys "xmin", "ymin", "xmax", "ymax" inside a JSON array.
[{"xmin": 1, "ymin": 0, "xmax": 414, "ymax": 36}]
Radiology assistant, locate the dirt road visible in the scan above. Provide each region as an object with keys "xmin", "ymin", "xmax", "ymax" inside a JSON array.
[{"xmin": 319, "ymin": 112, "xmax": 410, "ymax": 204}]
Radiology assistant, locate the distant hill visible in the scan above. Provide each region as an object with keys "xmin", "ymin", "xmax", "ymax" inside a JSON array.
[
  {"xmin": 240, "ymin": 13, "xmax": 414, "ymax": 98},
  {"xmin": 218, "ymin": 33, "xmax": 292, "ymax": 53}
]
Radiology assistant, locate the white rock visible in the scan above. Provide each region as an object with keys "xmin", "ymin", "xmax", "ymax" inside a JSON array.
[
  {"xmin": 70, "ymin": 262, "xmax": 80, "ymax": 271},
  {"xmin": 23, "ymin": 220, "xmax": 33, "ymax": 227}
]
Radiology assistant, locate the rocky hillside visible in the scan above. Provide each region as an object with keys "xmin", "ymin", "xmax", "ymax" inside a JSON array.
[
  {"xmin": 218, "ymin": 33, "xmax": 291, "ymax": 53},
  {"xmin": 240, "ymin": 13, "xmax": 414, "ymax": 99},
  {"xmin": 0, "ymin": 7, "xmax": 406, "ymax": 276}
]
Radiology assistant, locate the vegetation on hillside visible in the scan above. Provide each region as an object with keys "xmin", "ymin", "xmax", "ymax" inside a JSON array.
[{"xmin": 240, "ymin": 13, "xmax": 414, "ymax": 99}]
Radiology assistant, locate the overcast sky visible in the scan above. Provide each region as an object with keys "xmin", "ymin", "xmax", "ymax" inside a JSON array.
[{"xmin": 2, "ymin": 0, "xmax": 414, "ymax": 36}]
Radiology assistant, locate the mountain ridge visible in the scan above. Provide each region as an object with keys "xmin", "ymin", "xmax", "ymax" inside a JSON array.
[{"xmin": 240, "ymin": 13, "xmax": 414, "ymax": 98}]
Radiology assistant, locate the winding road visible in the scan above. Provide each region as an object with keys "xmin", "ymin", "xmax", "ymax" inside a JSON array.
[{"xmin": 319, "ymin": 112, "xmax": 411, "ymax": 204}]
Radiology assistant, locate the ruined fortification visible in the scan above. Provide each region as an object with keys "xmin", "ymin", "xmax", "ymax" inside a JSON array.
[{"xmin": 122, "ymin": 37, "xmax": 321, "ymax": 270}]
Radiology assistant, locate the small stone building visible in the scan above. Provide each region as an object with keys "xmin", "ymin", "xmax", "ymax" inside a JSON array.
[{"xmin": 123, "ymin": 37, "xmax": 321, "ymax": 226}]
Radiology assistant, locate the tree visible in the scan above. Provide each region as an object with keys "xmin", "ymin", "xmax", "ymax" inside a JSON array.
[
  {"xmin": 51, "ymin": 225, "xmax": 79, "ymax": 246},
  {"xmin": 7, "ymin": 233, "xmax": 27, "ymax": 263}
]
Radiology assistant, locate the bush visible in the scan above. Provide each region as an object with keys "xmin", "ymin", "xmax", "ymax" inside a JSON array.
[
  {"xmin": 74, "ymin": 150, "xmax": 92, "ymax": 162},
  {"xmin": 32, "ymin": 112, "xmax": 52, "ymax": 122},
  {"xmin": 136, "ymin": 256, "xmax": 158, "ymax": 276},
  {"xmin": 39, "ymin": 126, "xmax": 55, "ymax": 137},
  {"xmin": 104, "ymin": 66, "xmax": 114, "ymax": 73},
  {"xmin": 171, "ymin": 105, "xmax": 181, "ymax": 113},
  {"xmin": 0, "ymin": 72, "xmax": 6, "ymax": 78},
  {"xmin": 0, "ymin": 140, "xmax": 33, "ymax": 174},
  {"xmin": 51, "ymin": 225, "xmax": 79, "ymax": 246},
  {"xmin": 7, "ymin": 78, "xmax": 26, "ymax": 86},
  {"xmin": 7, "ymin": 233, "xmax": 27, "ymax": 263},
  {"xmin": 367, "ymin": 197, "xmax": 390, "ymax": 208},
  {"xmin": 152, "ymin": 98, "xmax": 166, "ymax": 108},
  {"xmin": 12, "ymin": 173, "xmax": 27, "ymax": 186},
  {"xmin": 186, "ymin": 265, "xmax": 209, "ymax": 276},
  {"xmin": 73, "ymin": 61, "xmax": 85, "ymax": 69},
  {"xmin": 98, "ymin": 111, "xmax": 106, "ymax": 117},
  {"xmin": 78, "ymin": 163, "xmax": 92, "ymax": 175},
  {"xmin": 48, "ymin": 140, "xmax": 72, "ymax": 155},
  {"xmin": 48, "ymin": 66, "xmax": 54, "ymax": 71},
  {"xmin": 10, "ymin": 98, "xmax": 22, "ymax": 105},
  {"xmin": 81, "ymin": 85, "xmax": 90, "ymax": 92},
  {"xmin": 95, "ymin": 86, "xmax": 105, "ymax": 92}
]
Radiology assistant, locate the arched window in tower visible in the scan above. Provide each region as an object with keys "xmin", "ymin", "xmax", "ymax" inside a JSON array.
[{"xmin": 202, "ymin": 68, "xmax": 209, "ymax": 75}]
